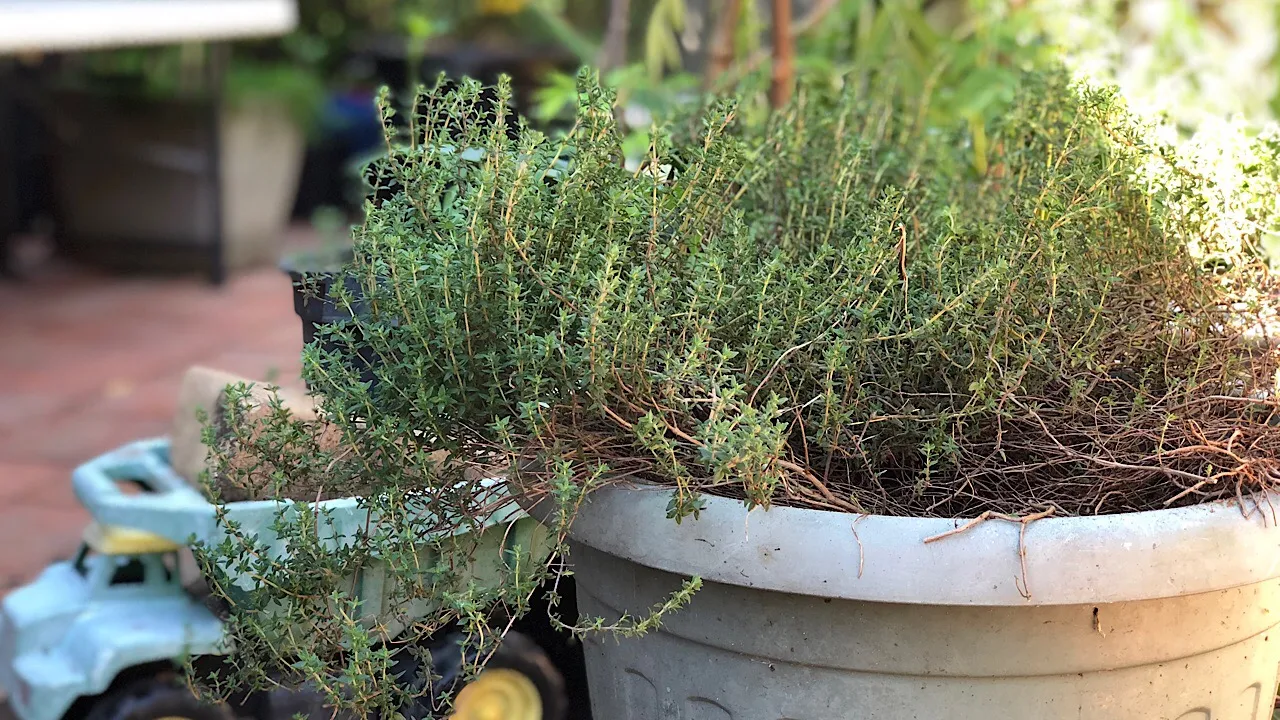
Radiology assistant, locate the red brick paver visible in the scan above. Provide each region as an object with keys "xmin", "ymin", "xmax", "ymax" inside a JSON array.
[{"xmin": 0, "ymin": 227, "xmax": 317, "ymax": 594}]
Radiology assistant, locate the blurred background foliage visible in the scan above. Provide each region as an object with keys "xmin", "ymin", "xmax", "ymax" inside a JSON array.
[
  {"xmin": 64, "ymin": 0, "xmax": 1279, "ymax": 160},
  {"xmin": 531, "ymin": 0, "xmax": 1279, "ymax": 147},
  {"xmin": 54, "ymin": 0, "xmax": 1280, "ymax": 251},
  {"xmin": 520, "ymin": 0, "xmax": 1280, "ymax": 260}
]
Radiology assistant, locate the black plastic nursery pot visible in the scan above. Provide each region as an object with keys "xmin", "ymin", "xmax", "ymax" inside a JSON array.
[
  {"xmin": 279, "ymin": 248, "xmax": 379, "ymax": 388},
  {"xmin": 280, "ymin": 247, "xmax": 355, "ymax": 344}
]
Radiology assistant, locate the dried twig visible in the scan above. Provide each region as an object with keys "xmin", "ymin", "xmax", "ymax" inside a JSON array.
[
  {"xmin": 924, "ymin": 505, "xmax": 1056, "ymax": 600},
  {"xmin": 851, "ymin": 514, "xmax": 868, "ymax": 578}
]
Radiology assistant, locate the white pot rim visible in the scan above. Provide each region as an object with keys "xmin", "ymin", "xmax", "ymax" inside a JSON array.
[{"xmin": 542, "ymin": 483, "xmax": 1280, "ymax": 606}]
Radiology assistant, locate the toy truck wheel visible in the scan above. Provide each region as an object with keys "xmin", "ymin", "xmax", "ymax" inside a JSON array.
[
  {"xmin": 84, "ymin": 677, "xmax": 234, "ymax": 720},
  {"xmin": 448, "ymin": 632, "xmax": 568, "ymax": 720}
]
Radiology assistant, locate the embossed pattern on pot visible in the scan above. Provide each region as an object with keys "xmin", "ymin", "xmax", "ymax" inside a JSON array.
[{"xmin": 570, "ymin": 540, "xmax": 1280, "ymax": 720}]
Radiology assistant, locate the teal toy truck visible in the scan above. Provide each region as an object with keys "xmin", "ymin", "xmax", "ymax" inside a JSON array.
[{"xmin": 0, "ymin": 438, "xmax": 566, "ymax": 720}]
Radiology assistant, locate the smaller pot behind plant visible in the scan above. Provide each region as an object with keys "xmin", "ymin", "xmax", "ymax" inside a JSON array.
[{"xmin": 279, "ymin": 247, "xmax": 378, "ymax": 389}]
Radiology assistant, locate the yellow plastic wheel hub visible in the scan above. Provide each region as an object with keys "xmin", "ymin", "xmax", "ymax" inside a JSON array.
[
  {"xmin": 449, "ymin": 668, "xmax": 542, "ymax": 720},
  {"xmin": 480, "ymin": 0, "xmax": 527, "ymax": 15}
]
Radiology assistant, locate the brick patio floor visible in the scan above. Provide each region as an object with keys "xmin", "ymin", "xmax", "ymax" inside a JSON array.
[{"xmin": 0, "ymin": 227, "xmax": 316, "ymax": 594}]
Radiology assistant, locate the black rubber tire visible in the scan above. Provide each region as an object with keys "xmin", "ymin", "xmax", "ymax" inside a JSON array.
[
  {"xmin": 479, "ymin": 631, "xmax": 569, "ymax": 720},
  {"xmin": 84, "ymin": 676, "xmax": 234, "ymax": 720},
  {"xmin": 399, "ymin": 630, "xmax": 569, "ymax": 720}
]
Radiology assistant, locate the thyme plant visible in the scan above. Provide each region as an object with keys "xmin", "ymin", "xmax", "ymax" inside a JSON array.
[{"xmin": 198, "ymin": 66, "xmax": 1280, "ymax": 714}]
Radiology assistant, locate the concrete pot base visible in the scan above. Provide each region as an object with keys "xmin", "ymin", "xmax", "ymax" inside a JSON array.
[{"xmin": 553, "ymin": 485, "xmax": 1280, "ymax": 720}]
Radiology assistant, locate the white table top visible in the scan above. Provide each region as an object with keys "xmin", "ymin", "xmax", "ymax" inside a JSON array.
[{"xmin": 0, "ymin": 0, "xmax": 298, "ymax": 55}]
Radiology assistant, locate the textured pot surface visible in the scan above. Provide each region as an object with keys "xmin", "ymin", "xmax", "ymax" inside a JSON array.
[{"xmin": 556, "ymin": 485, "xmax": 1280, "ymax": 720}]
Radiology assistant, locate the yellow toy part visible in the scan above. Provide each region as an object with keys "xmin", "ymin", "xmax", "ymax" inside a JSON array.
[
  {"xmin": 83, "ymin": 522, "xmax": 181, "ymax": 555},
  {"xmin": 480, "ymin": 0, "xmax": 528, "ymax": 16},
  {"xmin": 449, "ymin": 668, "xmax": 542, "ymax": 720}
]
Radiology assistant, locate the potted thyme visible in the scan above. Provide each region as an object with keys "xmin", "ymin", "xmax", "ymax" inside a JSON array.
[{"xmin": 200, "ymin": 59, "xmax": 1280, "ymax": 719}]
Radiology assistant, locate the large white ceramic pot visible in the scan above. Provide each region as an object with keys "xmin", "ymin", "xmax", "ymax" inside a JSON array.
[{"xmin": 552, "ymin": 484, "xmax": 1280, "ymax": 720}]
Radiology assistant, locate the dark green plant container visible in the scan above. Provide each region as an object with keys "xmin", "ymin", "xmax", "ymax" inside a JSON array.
[{"xmin": 279, "ymin": 248, "xmax": 378, "ymax": 388}]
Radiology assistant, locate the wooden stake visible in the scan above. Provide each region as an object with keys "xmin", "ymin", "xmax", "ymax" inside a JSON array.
[
  {"xmin": 705, "ymin": 0, "xmax": 742, "ymax": 87},
  {"xmin": 770, "ymin": 0, "xmax": 794, "ymax": 109},
  {"xmin": 597, "ymin": 0, "xmax": 632, "ymax": 72}
]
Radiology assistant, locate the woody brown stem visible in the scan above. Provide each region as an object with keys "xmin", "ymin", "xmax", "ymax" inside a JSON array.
[
  {"xmin": 705, "ymin": 0, "xmax": 742, "ymax": 87},
  {"xmin": 597, "ymin": 0, "xmax": 632, "ymax": 71},
  {"xmin": 770, "ymin": 0, "xmax": 794, "ymax": 109}
]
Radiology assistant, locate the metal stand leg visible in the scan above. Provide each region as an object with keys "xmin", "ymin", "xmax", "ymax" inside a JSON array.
[
  {"xmin": 205, "ymin": 43, "xmax": 228, "ymax": 286},
  {"xmin": 0, "ymin": 61, "xmax": 18, "ymax": 279}
]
